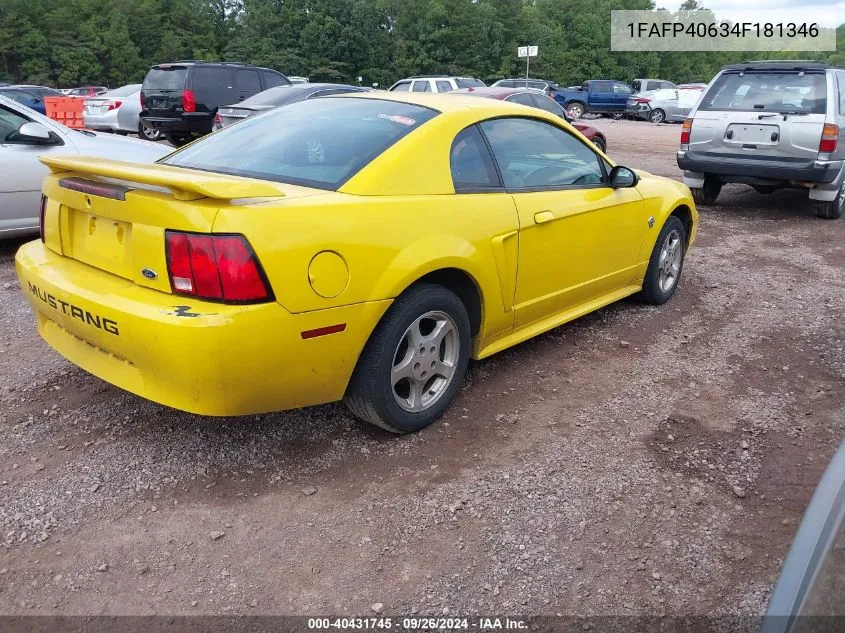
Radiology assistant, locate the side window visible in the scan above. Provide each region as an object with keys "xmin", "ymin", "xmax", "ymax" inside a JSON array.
[
  {"xmin": 436, "ymin": 80, "xmax": 453, "ymax": 93},
  {"xmin": 235, "ymin": 69, "xmax": 262, "ymax": 95},
  {"xmin": 450, "ymin": 125, "xmax": 501, "ymax": 191},
  {"xmin": 647, "ymin": 81, "xmax": 659, "ymax": 91},
  {"xmin": 191, "ymin": 67, "xmax": 233, "ymax": 108},
  {"xmin": 0, "ymin": 103, "xmax": 38, "ymax": 143},
  {"xmin": 614, "ymin": 83, "xmax": 632, "ymax": 95},
  {"xmin": 594, "ymin": 81, "xmax": 612, "ymax": 93},
  {"xmin": 263, "ymin": 71, "xmax": 288, "ymax": 88},
  {"xmin": 530, "ymin": 93, "xmax": 564, "ymax": 116},
  {"xmin": 632, "ymin": 80, "xmax": 642, "ymax": 93},
  {"xmin": 412, "ymin": 81, "xmax": 431, "ymax": 93},
  {"xmin": 479, "ymin": 117, "xmax": 604, "ymax": 189},
  {"xmin": 506, "ymin": 93, "xmax": 535, "ymax": 107},
  {"xmin": 391, "ymin": 81, "xmax": 412, "ymax": 92}
]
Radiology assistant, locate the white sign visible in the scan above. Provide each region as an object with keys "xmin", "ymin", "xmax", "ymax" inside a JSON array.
[
  {"xmin": 528, "ymin": 45, "xmax": 538, "ymax": 57},
  {"xmin": 518, "ymin": 45, "xmax": 539, "ymax": 58}
]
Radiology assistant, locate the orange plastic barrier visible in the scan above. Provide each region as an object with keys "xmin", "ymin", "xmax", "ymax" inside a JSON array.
[{"xmin": 44, "ymin": 96, "xmax": 84, "ymax": 129}]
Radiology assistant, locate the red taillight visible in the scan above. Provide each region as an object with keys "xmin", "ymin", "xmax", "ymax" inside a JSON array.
[
  {"xmin": 819, "ymin": 123, "xmax": 839, "ymax": 154},
  {"xmin": 182, "ymin": 89, "xmax": 196, "ymax": 112},
  {"xmin": 634, "ymin": 97, "xmax": 651, "ymax": 103},
  {"xmin": 39, "ymin": 195, "xmax": 47, "ymax": 242},
  {"xmin": 106, "ymin": 100, "xmax": 122, "ymax": 111},
  {"xmin": 139, "ymin": 91, "xmax": 146, "ymax": 108},
  {"xmin": 680, "ymin": 118, "xmax": 693, "ymax": 145},
  {"xmin": 165, "ymin": 232, "xmax": 272, "ymax": 303}
]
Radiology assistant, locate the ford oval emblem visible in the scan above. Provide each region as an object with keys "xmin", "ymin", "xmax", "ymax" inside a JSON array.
[{"xmin": 141, "ymin": 268, "xmax": 158, "ymax": 280}]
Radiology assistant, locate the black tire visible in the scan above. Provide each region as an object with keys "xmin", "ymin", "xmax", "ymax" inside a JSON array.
[
  {"xmin": 814, "ymin": 183, "xmax": 844, "ymax": 219},
  {"xmin": 592, "ymin": 137, "xmax": 606, "ymax": 153},
  {"xmin": 344, "ymin": 283, "xmax": 471, "ymax": 434},
  {"xmin": 649, "ymin": 108, "xmax": 666, "ymax": 123},
  {"xmin": 639, "ymin": 215, "xmax": 687, "ymax": 305},
  {"xmin": 753, "ymin": 185, "xmax": 777, "ymax": 194},
  {"xmin": 567, "ymin": 102, "xmax": 586, "ymax": 119},
  {"xmin": 691, "ymin": 176, "xmax": 722, "ymax": 206},
  {"xmin": 138, "ymin": 122, "xmax": 161, "ymax": 141},
  {"xmin": 165, "ymin": 133, "xmax": 192, "ymax": 147}
]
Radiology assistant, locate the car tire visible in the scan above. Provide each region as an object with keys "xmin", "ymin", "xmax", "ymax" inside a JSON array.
[
  {"xmin": 344, "ymin": 283, "xmax": 471, "ymax": 434},
  {"xmin": 567, "ymin": 102, "xmax": 586, "ymax": 119},
  {"xmin": 138, "ymin": 122, "xmax": 161, "ymax": 141},
  {"xmin": 649, "ymin": 108, "xmax": 666, "ymax": 123},
  {"xmin": 753, "ymin": 185, "xmax": 777, "ymax": 194},
  {"xmin": 814, "ymin": 182, "xmax": 844, "ymax": 220},
  {"xmin": 592, "ymin": 137, "xmax": 606, "ymax": 153},
  {"xmin": 639, "ymin": 215, "xmax": 687, "ymax": 305},
  {"xmin": 165, "ymin": 133, "xmax": 192, "ymax": 147},
  {"xmin": 691, "ymin": 176, "xmax": 722, "ymax": 206}
]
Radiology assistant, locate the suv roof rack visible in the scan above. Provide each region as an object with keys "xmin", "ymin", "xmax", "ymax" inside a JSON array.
[
  {"xmin": 172, "ymin": 60, "xmax": 205, "ymax": 64},
  {"xmin": 406, "ymin": 75, "xmax": 450, "ymax": 79},
  {"xmin": 725, "ymin": 60, "xmax": 832, "ymax": 70}
]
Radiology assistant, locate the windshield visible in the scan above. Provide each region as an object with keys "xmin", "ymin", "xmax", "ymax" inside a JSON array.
[
  {"xmin": 104, "ymin": 84, "xmax": 141, "ymax": 98},
  {"xmin": 456, "ymin": 78, "xmax": 485, "ymax": 88},
  {"xmin": 698, "ymin": 71, "xmax": 826, "ymax": 114},
  {"xmin": 144, "ymin": 67, "xmax": 187, "ymax": 91},
  {"xmin": 163, "ymin": 97, "xmax": 439, "ymax": 190}
]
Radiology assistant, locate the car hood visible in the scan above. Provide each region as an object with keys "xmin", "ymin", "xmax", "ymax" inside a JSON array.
[{"xmin": 67, "ymin": 130, "xmax": 171, "ymax": 162}]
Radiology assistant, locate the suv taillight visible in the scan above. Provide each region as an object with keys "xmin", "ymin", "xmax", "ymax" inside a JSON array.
[
  {"xmin": 165, "ymin": 231, "xmax": 273, "ymax": 303},
  {"xmin": 819, "ymin": 124, "xmax": 839, "ymax": 154},
  {"xmin": 39, "ymin": 195, "xmax": 47, "ymax": 242},
  {"xmin": 139, "ymin": 90, "xmax": 146, "ymax": 108},
  {"xmin": 680, "ymin": 118, "xmax": 693, "ymax": 147},
  {"xmin": 182, "ymin": 89, "xmax": 196, "ymax": 113}
]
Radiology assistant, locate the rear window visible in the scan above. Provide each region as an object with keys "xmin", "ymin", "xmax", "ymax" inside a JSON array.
[
  {"xmin": 144, "ymin": 67, "xmax": 187, "ymax": 90},
  {"xmin": 698, "ymin": 71, "xmax": 827, "ymax": 114},
  {"xmin": 455, "ymin": 78, "xmax": 485, "ymax": 89},
  {"xmin": 162, "ymin": 98, "xmax": 439, "ymax": 190}
]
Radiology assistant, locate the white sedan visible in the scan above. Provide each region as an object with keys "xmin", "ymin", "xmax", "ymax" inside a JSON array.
[{"xmin": 0, "ymin": 94, "xmax": 170, "ymax": 238}]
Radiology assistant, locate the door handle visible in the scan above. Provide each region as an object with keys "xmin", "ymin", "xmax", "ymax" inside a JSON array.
[{"xmin": 534, "ymin": 210, "xmax": 554, "ymax": 224}]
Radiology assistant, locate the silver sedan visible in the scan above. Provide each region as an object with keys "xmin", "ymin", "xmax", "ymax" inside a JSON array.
[
  {"xmin": 83, "ymin": 84, "xmax": 161, "ymax": 141},
  {"xmin": 626, "ymin": 88, "xmax": 702, "ymax": 123},
  {"xmin": 0, "ymin": 94, "xmax": 170, "ymax": 238}
]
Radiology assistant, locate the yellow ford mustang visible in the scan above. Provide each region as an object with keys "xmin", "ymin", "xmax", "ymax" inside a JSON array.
[{"xmin": 16, "ymin": 93, "xmax": 697, "ymax": 433}]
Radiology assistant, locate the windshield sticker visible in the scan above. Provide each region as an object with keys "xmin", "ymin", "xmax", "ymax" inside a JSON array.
[{"xmin": 378, "ymin": 113, "xmax": 416, "ymax": 126}]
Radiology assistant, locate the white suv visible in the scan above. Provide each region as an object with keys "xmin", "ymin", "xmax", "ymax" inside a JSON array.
[{"xmin": 388, "ymin": 76, "xmax": 485, "ymax": 93}]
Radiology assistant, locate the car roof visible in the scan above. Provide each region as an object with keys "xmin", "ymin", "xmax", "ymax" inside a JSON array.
[
  {"xmin": 722, "ymin": 60, "xmax": 836, "ymax": 71},
  {"xmin": 450, "ymin": 86, "xmax": 545, "ymax": 99},
  {"xmin": 324, "ymin": 91, "xmax": 560, "ymax": 117}
]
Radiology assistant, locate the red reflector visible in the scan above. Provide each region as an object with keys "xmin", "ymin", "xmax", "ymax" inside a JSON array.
[
  {"xmin": 39, "ymin": 195, "xmax": 47, "ymax": 242},
  {"xmin": 301, "ymin": 324, "xmax": 347, "ymax": 339},
  {"xmin": 165, "ymin": 232, "xmax": 272, "ymax": 304},
  {"xmin": 182, "ymin": 89, "xmax": 196, "ymax": 113}
]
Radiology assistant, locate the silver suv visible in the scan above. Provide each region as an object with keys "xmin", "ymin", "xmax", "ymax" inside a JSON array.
[
  {"xmin": 388, "ymin": 76, "xmax": 485, "ymax": 93},
  {"xmin": 677, "ymin": 60, "xmax": 844, "ymax": 219}
]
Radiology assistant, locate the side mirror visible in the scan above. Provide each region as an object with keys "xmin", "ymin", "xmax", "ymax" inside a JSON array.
[
  {"xmin": 18, "ymin": 122, "xmax": 55, "ymax": 144},
  {"xmin": 609, "ymin": 165, "xmax": 638, "ymax": 188}
]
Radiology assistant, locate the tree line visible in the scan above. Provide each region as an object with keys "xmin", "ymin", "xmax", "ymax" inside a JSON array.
[{"xmin": 1, "ymin": 0, "xmax": 843, "ymax": 89}]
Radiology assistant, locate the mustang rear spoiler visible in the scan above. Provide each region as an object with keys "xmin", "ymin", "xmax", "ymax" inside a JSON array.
[{"xmin": 40, "ymin": 155, "xmax": 287, "ymax": 201}]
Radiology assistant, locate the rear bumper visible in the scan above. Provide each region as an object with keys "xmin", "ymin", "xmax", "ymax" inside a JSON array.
[
  {"xmin": 625, "ymin": 104, "xmax": 651, "ymax": 120},
  {"xmin": 676, "ymin": 150, "xmax": 843, "ymax": 184},
  {"xmin": 139, "ymin": 113, "xmax": 213, "ymax": 135},
  {"xmin": 15, "ymin": 241, "xmax": 391, "ymax": 416}
]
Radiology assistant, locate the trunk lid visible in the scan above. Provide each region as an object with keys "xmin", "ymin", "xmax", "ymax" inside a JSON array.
[
  {"xmin": 142, "ymin": 65, "xmax": 188, "ymax": 118},
  {"xmin": 38, "ymin": 156, "xmax": 290, "ymax": 294},
  {"xmin": 691, "ymin": 69, "xmax": 827, "ymax": 162}
]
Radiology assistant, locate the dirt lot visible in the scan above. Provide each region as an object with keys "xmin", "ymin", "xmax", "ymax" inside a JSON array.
[{"xmin": 0, "ymin": 119, "xmax": 843, "ymax": 619}]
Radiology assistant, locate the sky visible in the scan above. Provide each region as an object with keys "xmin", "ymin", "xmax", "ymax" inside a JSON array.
[{"xmin": 656, "ymin": 0, "xmax": 842, "ymax": 27}]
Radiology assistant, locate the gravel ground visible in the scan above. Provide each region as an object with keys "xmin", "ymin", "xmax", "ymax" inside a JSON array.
[{"xmin": 0, "ymin": 119, "xmax": 843, "ymax": 618}]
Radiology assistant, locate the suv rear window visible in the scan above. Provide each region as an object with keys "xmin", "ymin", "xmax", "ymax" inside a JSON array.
[
  {"xmin": 455, "ymin": 78, "xmax": 485, "ymax": 89},
  {"xmin": 163, "ymin": 98, "xmax": 439, "ymax": 190},
  {"xmin": 699, "ymin": 71, "xmax": 827, "ymax": 114},
  {"xmin": 145, "ymin": 67, "xmax": 187, "ymax": 90}
]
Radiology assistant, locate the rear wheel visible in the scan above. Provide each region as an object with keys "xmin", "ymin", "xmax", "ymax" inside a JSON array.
[
  {"xmin": 138, "ymin": 122, "xmax": 161, "ymax": 141},
  {"xmin": 814, "ymin": 181, "xmax": 845, "ymax": 219},
  {"xmin": 567, "ymin": 102, "xmax": 586, "ymax": 119},
  {"xmin": 691, "ymin": 176, "xmax": 722, "ymax": 206},
  {"xmin": 649, "ymin": 108, "xmax": 666, "ymax": 123},
  {"xmin": 344, "ymin": 284, "xmax": 471, "ymax": 434},
  {"xmin": 639, "ymin": 216, "xmax": 687, "ymax": 305},
  {"xmin": 165, "ymin": 133, "xmax": 192, "ymax": 147}
]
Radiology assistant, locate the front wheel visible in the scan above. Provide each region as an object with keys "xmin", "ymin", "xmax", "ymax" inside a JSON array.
[
  {"xmin": 567, "ymin": 102, "xmax": 586, "ymax": 119},
  {"xmin": 639, "ymin": 216, "xmax": 687, "ymax": 305},
  {"xmin": 649, "ymin": 108, "xmax": 666, "ymax": 123},
  {"xmin": 344, "ymin": 284, "xmax": 471, "ymax": 433}
]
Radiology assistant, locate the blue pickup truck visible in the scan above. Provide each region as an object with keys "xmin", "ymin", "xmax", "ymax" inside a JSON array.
[{"xmin": 554, "ymin": 80, "xmax": 633, "ymax": 119}]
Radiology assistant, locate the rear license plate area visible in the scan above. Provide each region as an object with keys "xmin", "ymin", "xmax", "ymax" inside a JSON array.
[
  {"xmin": 65, "ymin": 207, "xmax": 133, "ymax": 278},
  {"xmin": 726, "ymin": 123, "xmax": 779, "ymax": 145}
]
